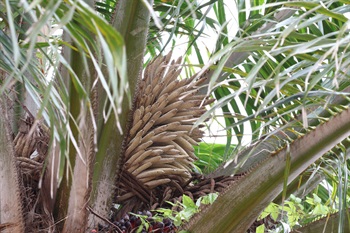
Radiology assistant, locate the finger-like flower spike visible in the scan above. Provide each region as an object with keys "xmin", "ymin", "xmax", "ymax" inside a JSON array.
[{"xmin": 117, "ymin": 53, "xmax": 213, "ymax": 215}]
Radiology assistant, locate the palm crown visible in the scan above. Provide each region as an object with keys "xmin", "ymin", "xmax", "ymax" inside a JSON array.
[{"xmin": 0, "ymin": 0, "xmax": 350, "ymax": 232}]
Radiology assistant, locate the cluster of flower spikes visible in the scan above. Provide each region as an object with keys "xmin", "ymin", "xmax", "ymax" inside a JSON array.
[{"xmin": 116, "ymin": 53, "xmax": 214, "ymax": 215}]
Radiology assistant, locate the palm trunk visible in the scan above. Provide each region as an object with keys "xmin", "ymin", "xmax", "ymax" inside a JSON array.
[{"xmin": 0, "ymin": 95, "xmax": 25, "ymax": 233}]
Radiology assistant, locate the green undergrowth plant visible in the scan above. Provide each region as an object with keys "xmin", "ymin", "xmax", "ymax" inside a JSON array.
[
  {"xmin": 258, "ymin": 193, "xmax": 341, "ymax": 233},
  {"xmin": 156, "ymin": 193, "xmax": 219, "ymax": 227},
  {"xmin": 119, "ymin": 193, "xmax": 219, "ymax": 233},
  {"xmin": 104, "ymin": 193, "xmax": 219, "ymax": 233},
  {"xmin": 112, "ymin": 193, "xmax": 218, "ymax": 233}
]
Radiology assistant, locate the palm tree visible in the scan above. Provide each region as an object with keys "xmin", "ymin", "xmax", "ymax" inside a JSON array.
[{"xmin": 1, "ymin": 0, "xmax": 350, "ymax": 232}]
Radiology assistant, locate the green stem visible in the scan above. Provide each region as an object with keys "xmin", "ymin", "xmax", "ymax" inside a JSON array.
[{"xmin": 89, "ymin": 0, "xmax": 154, "ymax": 225}]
